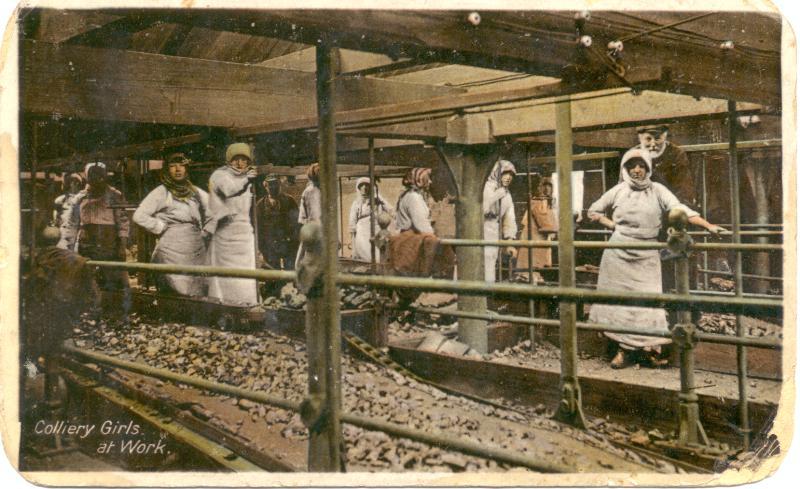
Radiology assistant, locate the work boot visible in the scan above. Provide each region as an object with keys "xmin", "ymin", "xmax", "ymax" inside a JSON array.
[{"xmin": 610, "ymin": 349, "xmax": 627, "ymax": 369}]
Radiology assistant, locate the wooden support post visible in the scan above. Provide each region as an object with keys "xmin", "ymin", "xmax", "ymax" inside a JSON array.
[
  {"xmin": 552, "ymin": 98, "xmax": 587, "ymax": 429},
  {"xmin": 437, "ymin": 133, "xmax": 497, "ymax": 354}
]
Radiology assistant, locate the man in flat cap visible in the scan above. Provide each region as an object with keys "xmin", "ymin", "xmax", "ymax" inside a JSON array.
[{"xmin": 634, "ymin": 124, "xmax": 697, "ymax": 209}]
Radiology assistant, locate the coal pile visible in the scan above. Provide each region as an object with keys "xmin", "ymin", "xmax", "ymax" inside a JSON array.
[
  {"xmin": 697, "ymin": 313, "xmax": 782, "ymax": 339},
  {"xmin": 69, "ymin": 315, "xmax": 673, "ymax": 473},
  {"xmin": 261, "ymin": 283, "xmax": 376, "ymax": 311}
]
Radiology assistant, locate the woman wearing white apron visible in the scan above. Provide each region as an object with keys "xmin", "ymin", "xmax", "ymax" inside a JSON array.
[
  {"xmin": 348, "ymin": 177, "xmax": 392, "ymax": 262},
  {"xmin": 482, "ymin": 160, "xmax": 518, "ymax": 282},
  {"xmin": 133, "ymin": 153, "xmax": 209, "ymax": 297},
  {"xmin": 205, "ymin": 143, "xmax": 259, "ymax": 306}
]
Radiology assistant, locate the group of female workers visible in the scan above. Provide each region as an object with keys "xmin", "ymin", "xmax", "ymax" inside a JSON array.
[{"xmin": 129, "ymin": 141, "xmax": 720, "ymax": 369}]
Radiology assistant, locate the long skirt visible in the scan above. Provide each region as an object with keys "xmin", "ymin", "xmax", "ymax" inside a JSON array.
[
  {"xmin": 483, "ymin": 219, "xmax": 500, "ymax": 282},
  {"xmin": 588, "ymin": 232, "xmax": 671, "ymax": 351},
  {"xmin": 353, "ymin": 218, "xmax": 379, "ymax": 262},
  {"xmin": 152, "ymin": 222, "xmax": 207, "ymax": 297},
  {"xmin": 208, "ymin": 219, "xmax": 258, "ymax": 306}
]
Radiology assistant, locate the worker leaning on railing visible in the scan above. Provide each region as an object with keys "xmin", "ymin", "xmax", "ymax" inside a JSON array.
[{"xmin": 586, "ymin": 148, "xmax": 725, "ymax": 369}]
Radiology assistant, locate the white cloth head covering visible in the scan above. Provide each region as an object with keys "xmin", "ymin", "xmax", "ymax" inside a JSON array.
[
  {"xmin": 487, "ymin": 160, "xmax": 517, "ymax": 187},
  {"xmin": 620, "ymin": 148, "xmax": 653, "ymax": 191},
  {"xmin": 84, "ymin": 161, "xmax": 106, "ymax": 176}
]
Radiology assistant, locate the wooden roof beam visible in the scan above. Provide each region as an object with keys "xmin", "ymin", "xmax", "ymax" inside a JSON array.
[{"xmin": 21, "ymin": 40, "xmax": 465, "ymax": 131}]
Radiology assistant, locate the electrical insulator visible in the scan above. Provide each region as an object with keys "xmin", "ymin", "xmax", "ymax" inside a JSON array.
[
  {"xmin": 607, "ymin": 40, "xmax": 624, "ymax": 53},
  {"xmin": 579, "ymin": 35, "xmax": 592, "ymax": 48},
  {"xmin": 574, "ymin": 10, "xmax": 591, "ymax": 21},
  {"xmin": 467, "ymin": 12, "xmax": 481, "ymax": 26},
  {"xmin": 720, "ymin": 40, "xmax": 735, "ymax": 51}
]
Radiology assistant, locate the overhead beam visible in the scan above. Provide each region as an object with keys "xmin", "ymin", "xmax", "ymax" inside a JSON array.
[
  {"xmin": 31, "ymin": 9, "xmax": 122, "ymax": 43},
  {"xmin": 36, "ymin": 133, "xmax": 207, "ymax": 169},
  {"xmin": 144, "ymin": 9, "xmax": 780, "ymax": 106},
  {"xmin": 21, "ymin": 40, "xmax": 465, "ymax": 130}
]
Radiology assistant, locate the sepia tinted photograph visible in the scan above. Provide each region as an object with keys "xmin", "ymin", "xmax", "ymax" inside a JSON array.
[{"xmin": 0, "ymin": 1, "xmax": 794, "ymax": 485}]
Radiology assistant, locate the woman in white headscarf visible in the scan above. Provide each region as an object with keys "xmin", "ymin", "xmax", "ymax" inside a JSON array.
[
  {"xmin": 133, "ymin": 153, "xmax": 209, "ymax": 297},
  {"xmin": 205, "ymin": 143, "xmax": 259, "ymax": 306},
  {"xmin": 483, "ymin": 160, "xmax": 518, "ymax": 282},
  {"xmin": 348, "ymin": 177, "xmax": 392, "ymax": 262},
  {"xmin": 587, "ymin": 148, "xmax": 724, "ymax": 368}
]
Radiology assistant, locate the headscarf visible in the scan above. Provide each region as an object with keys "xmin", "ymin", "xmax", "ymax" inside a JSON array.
[
  {"xmin": 161, "ymin": 152, "xmax": 199, "ymax": 202},
  {"xmin": 65, "ymin": 173, "xmax": 84, "ymax": 192},
  {"xmin": 307, "ymin": 163, "xmax": 321, "ymax": 185},
  {"xmin": 401, "ymin": 167, "xmax": 431, "ymax": 189},
  {"xmin": 225, "ymin": 143, "xmax": 254, "ymax": 175},
  {"xmin": 355, "ymin": 177, "xmax": 388, "ymax": 207},
  {"xmin": 84, "ymin": 162, "xmax": 108, "ymax": 197},
  {"xmin": 484, "ymin": 160, "xmax": 516, "ymax": 218},
  {"xmin": 84, "ymin": 161, "xmax": 106, "ymax": 175},
  {"xmin": 620, "ymin": 148, "xmax": 653, "ymax": 191},
  {"xmin": 487, "ymin": 160, "xmax": 516, "ymax": 187}
]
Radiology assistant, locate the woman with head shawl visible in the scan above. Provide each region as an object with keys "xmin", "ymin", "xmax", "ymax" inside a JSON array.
[
  {"xmin": 54, "ymin": 172, "xmax": 85, "ymax": 251},
  {"xmin": 395, "ymin": 167, "xmax": 433, "ymax": 234},
  {"xmin": 518, "ymin": 176, "xmax": 557, "ymax": 271},
  {"xmin": 482, "ymin": 160, "xmax": 518, "ymax": 282},
  {"xmin": 587, "ymin": 148, "xmax": 724, "ymax": 369},
  {"xmin": 133, "ymin": 152, "xmax": 210, "ymax": 297},
  {"xmin": 294, "ymin": 163, "xmax": 323, "ymax": 268},
  {"xmin": 348, "ymin": 177, "xmax": 392, "ymax": 262},
  {"xmin": 205, "ymin": 143, "xmax": 259, "ymax": 306}
]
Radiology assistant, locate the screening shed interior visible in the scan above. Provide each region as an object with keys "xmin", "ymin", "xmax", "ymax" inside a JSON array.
[{"xmin": 14, "ymin": 7, "xmax": 788, "ymax": 475}]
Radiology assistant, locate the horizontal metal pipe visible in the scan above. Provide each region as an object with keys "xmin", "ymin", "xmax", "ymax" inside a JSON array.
[
  {"xmin": 85, "ymin": 261, "xmax": 783, "ymax": 312},
  {"xmin": 62, "ymin": 344, "xmax": 572, "ymax": 473},
  {"xmin": 576, "ymin": 229, "xmax": 783, "ymax": 238},
  {"xmin": 338, "ymin": 413, "xmax": 571, "ymax": 473},
  {"xmin": 62, "ymin": 343, "xmax": 302, "ymax": 412},
  {"xmin": 440, "ymin": 239, "xmax": 783, "ymax": 252},
  {"xmin": 86, "ymin": 261, "xmax": 297, "ymax": 282},
  {"xmin": 407, "ymin": 307, "xmax": 781, "ymax": 350},
  {"xmin": 697, "ymin": 268, "xmax": 783, "ymax": 282},
  {"xmin": 337, "ymin": 273, "xmax": 783, "ymax": 314}
]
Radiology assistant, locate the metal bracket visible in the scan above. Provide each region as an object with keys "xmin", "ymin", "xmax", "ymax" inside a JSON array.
[
  {"xmin": 553, "ymin": 379, "xmax": 588, "ymax": 429},
  {"xmin": 295, "ymin": 222, "xmax": 324, "ymax": 297},
  {"xmin": 300, "ymin": 394, "xmax": 329, "ymax": 435},
  {"xmin": 671, "ymin": 322, "xmax": 697, "ymax": 349}
]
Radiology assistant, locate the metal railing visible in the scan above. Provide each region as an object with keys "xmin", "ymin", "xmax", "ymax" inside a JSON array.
[{"xmin": 61, "ymin": 343, "xmax": 577, "ymax": 473}]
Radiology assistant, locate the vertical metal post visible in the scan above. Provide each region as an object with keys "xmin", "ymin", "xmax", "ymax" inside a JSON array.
[
  {"xmin": 338, "ymin": 177, "xmax": 344, "ymax": 257},
  {"xmin": 552, "ymin": 98, "xmax": 586, "ymax": 429},
  {"xmin": 701, "ymin": 156, "xmax": 709, "ymax": 290},
  {"xmin": 728, "ymin": 100, "xmax": 751, "ymax": 449},
  {"xmin": 671, "ymin": 212, "xmax": 707, "ymax": 446},
  {"xmin": 526, "ymin": 151, "xmax": 536, "ymax": 345},
  {"xmin": 305, "ymin": 38, "xmax": 343, "ymax": 471},
  {"xmin": 368, "ymin": 138, "xmax": 376, "ymax": 268}
]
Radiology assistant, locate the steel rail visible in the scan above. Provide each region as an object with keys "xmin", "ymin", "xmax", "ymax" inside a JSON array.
[
  {"xmin": 697, "ymin": 268, "xmax": 784, "ymax": 283},
  {"xmin": 575, "ymin": 229, "xmax": 783, "ymax": 237},
  {"xmin": 84, "ymin": 261, "xmax": 783, "ymax": 313},
  {"xmin": 61, "ymin": 344, "xmax": 578, "ymax": 473},
  {"xmin": 440, "ymin": 238, "xmax": 783, "ymax": 252},
  {"xmin": 405, "ymin": 306, "xmax": 781, "ymax": 350}
]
